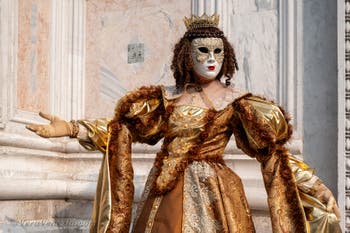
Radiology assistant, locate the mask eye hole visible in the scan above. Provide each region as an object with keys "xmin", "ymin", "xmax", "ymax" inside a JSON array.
[
  {"xmin": 198, "ymin": 47, "xmax": 209, "ymax": 53},
  {"xmin": 214, "ymin": 48, "xmax": 222, "ymax": 54}
]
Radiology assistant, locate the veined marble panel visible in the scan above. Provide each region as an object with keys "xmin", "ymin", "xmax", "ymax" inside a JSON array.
[
  {"xmin": 17, "ymin": 0, "xmax": 51, "ymax": 113},
  {"xmin": 229, "ymin": 0, "xmax": 278, "ymax": 100},
  {"xmin": 85, "ymin": 0, "xmax": 190, "ymax": 119}
]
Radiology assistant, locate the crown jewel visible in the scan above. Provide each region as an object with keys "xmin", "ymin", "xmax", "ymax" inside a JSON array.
[{"xmin": 183, "ymin": 13, "xmax": 220, "ymax": 30}]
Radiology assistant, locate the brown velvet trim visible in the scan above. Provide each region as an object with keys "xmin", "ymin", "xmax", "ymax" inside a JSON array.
[
  {"xmin": 114, "ymin": 86, "xmax": 163, "ymax": 119},
  {"xmin": 151, "ymin": 108, "xmax": 225, "ymax": 195},
  {"xmin": 106, "ymin": 122, "xmax": 134, "ymax": 233},
  {"xmin": 113, "ymin": 85, "xmax": 165, "ymax": 145},
  {"xmin": 274, "ymin": 146, "xmax": 308, "ymax": 232}
]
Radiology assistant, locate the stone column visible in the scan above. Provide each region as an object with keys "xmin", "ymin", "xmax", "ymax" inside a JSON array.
[
  {"xmin": 338, "ymin": 0, "xmax": 349, "ymax": 231},
  {"xmin": 50, "ymin": 0, "xmax": 85, "ymax": 120}
]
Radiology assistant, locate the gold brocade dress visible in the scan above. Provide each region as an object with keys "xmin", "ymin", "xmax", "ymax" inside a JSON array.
[{"xmin": 78, "ymin": 85, "xmax": 341, "ymax": 233}]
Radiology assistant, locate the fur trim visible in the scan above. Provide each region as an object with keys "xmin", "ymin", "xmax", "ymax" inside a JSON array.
[
  {"xmin": 277, "ymin": 146, "xmax": 308, "ymax": 232},
  {"xmin": 232, "ymin": 94, "xmax": 293, "ymax": 159},
  {"xmin": 112, "ymin": 86, "xmax": 165, "ymax": 145},
  {"xmin": 114, "ymin": 86, "xmax": 163, "ymax": 120}
]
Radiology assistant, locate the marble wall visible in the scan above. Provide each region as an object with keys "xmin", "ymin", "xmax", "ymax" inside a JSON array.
[
  {"xmin": 1, "ymin": 0, "xmax": 340, "ymax": 232},
  {"xmin": 85, "ymin": 0, "xmax": 190, "ymax": 118},
  {"xmin": 229, "ymin": 0, "xmax": 278, "ymax": 100},
  {"xmin": 17, "ymin": 0, "xmax": 51, "ymax": 113}
]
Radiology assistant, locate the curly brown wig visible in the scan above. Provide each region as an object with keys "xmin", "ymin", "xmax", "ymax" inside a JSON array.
[{"xmin": 171, "ymin": 26, "xmax": 238, "ymax": 89}]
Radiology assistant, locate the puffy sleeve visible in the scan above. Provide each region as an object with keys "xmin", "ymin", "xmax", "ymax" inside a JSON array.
[
  {"xmin": 232, "ymin": 94, "xmax": 309, "ymax": 233},
  {"xmin": 88, "ymin": 86, "xmax": 166, "ymax": 233},
  {"xmin": 78, "ymin": 86, "xmax": 165, "ymax": 154},
  {"xmin": 232, "ymin": 94, "xmax": 292, "ymax": 160},
  {"xmin": 113, "ymin": 85, "xmax": 166, "ymax": 145},
  {"xmin": 232, "ymin": 94, "xmax": 341, "ymax": 233}
]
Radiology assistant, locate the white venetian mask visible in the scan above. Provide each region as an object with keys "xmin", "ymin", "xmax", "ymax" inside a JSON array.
[{"xmin": 191, "ymin": 37, "xmax": 224, "ymax": 81}]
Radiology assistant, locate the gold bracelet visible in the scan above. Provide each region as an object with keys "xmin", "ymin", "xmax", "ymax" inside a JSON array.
[{"xmin": 70, "ymin": 120, "xmax": 79, "ymax": 138}]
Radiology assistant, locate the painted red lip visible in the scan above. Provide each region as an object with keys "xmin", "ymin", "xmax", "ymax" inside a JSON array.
[{"xmin": 208, "ymin": 66, "xmax": 215, "ymax": 71}]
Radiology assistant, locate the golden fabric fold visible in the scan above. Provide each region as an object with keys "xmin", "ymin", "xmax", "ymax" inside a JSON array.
[
  {"xmin": 114, "ymin": 86, "xmax": 165, "ymax": 145},
  {"xmin": 300, "ymin": 192, "xmax": 341, "ymax": 233},
  {"xmin": 78, "ymin": 118, "xmax": 110, "ymax": 152},
  {"xmin": 89, "ymin": 142, "xmax": 112, "ymax": 233},
  {"xmin": 290, "ymin": 157, "xmax": 342, "ymax": 233},
  {"xmin": 233, "ymin": 95, "xmax": 292, "ymax": 151},
  {"xmin": 89, "ymin": 122, "xmax": 134, "ymax": 233}
]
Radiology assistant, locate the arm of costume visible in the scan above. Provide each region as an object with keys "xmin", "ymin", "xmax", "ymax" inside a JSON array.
[
  {"xmin": 77, "ymin": 118, "xmax": 110, "ymax": 153},
  {"xmin": 290, "ymin": 157, "xmax": 341, "ymax": 233},
  {"xmin": 87, "ymin": 86, "xmax": 165, "ymax": 233},
  {"xmin": 232, "ymin": 94, "xmax": 307, "ymax": 233},
  {"xmin": 232, "ymin": 94, "xmax": 341, "ymax": 233}
]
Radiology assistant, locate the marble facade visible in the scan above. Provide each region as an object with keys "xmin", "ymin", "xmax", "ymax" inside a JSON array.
[
  {"xmin": 17, "ymin": 0, "xmax": 51, "ymax": 113},
  {"xmin": 85, "ymin": 0, "xmax": 190, "ymax": 118},
  {"xmin": 0, "ymin": 0, "xmax": 341, "ymax": 232}
]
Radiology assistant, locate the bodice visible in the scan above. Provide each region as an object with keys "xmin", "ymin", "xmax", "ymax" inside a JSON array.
[
  {"xmin": 155, "ymin": 104, "xmax": 235, "ymax": 192},
  {"xmin": 166, "ymin": 104, "xmax": 235, "ymax": 159},
  {"xmin": 167, "ymin": 105, "xmax": 208, "ymax": 157}
]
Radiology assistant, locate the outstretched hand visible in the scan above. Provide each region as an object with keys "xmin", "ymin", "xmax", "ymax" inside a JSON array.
[
  {"xmin": 26, "ymin": 112, "xmax": 75, "ymax": 138},
  {"xmin": 313, "ymin": 181, "xmax": 341, "ymax": 219}
]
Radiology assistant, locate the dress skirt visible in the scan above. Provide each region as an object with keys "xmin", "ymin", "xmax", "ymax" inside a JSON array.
[{"xmin": 132, "ymin": 161, "xmax": 256, "ymax": 233}]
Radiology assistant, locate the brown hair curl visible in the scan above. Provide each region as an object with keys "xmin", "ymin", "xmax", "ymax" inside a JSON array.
[{"xmin": 171, "ymin": 27, "xmax": 238, "ymax": 89}]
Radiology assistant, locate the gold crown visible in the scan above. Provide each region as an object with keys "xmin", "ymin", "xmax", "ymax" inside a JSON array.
[{"xmin": 183, "ymin": 13, "xmax": 220, "ymax": 30}]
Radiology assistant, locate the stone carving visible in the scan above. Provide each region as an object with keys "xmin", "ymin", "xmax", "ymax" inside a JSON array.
[{"xmin": 344, "ymin": 1, "xmax": 350, "ymax": 231}]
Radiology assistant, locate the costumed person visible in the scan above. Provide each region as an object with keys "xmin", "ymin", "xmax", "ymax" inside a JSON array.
[{"xmin": 26, "ymin": 14, "xmax": 341, "ymax": 233}]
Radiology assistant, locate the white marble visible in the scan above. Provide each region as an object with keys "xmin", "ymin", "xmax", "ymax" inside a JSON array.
[
  {"xmin": 49, "ymin": 0, "xmax": 86, "ymax": 120},
  {"xmin": 84, "ymin": 0, "xmax": 190, "ymax": 119},
  {"xmin": 0, "ymin": 0, "xmax": 332, "ymax": 232},
  {"xmin": 338, "ymin": 0, "xmax": 348, "ymax": 230}
]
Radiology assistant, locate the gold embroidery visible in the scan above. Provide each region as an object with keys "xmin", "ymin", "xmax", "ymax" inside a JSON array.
[
  {"xmin": 145, "ymin": 196, "xmax": 163, "ymax": 233},
  {"xmin": 182, "ymin": 161, "xmax": 255, "ymax": 233},
  {"xmin": 106, "ymin": 124, "xmax": 134, "ymax": 233},
  {"xmin": 183, "ymin": 162, "xmax": 223, "ymax": 233}
]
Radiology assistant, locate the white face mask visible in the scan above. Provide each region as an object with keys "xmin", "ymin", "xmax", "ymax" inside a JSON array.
[{"xmin": 191, "ymin": 38, "xmax": 224, "ymax": 81}]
